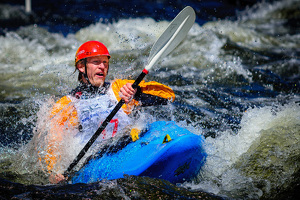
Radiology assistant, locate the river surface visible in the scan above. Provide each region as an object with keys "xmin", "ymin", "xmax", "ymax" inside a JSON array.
[{"xmin": 0, "ymin": 0, "xmax": 299, "ymax": 199}]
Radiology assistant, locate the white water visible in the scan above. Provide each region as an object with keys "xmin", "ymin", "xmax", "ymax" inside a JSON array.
[
  {"xmin": 183, "ymin": 102, "xmax": 300, "ymax": 199},
  {"xmin": 0, "ymin": 0, "xmax": 299, "ymax": 198}
]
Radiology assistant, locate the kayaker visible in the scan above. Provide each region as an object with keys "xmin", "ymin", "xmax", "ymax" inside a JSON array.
[{"xmin": 42, "ymin": 41, "xmax": 175, "ymax": 184}]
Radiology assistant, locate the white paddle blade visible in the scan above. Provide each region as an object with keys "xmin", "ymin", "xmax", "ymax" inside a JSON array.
[{"xmin": 145, "ymin": 6, "xmax": 196, "ymax": 71}]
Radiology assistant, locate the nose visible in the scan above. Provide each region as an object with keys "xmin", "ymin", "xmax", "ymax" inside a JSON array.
[{"xmin": 97, "ymin": 62, "xmax": 107, "ymax": 69}]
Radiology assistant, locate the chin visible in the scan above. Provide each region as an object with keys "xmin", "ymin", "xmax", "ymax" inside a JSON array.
[
  {"xmin": 93, "ymin": 81, "xmax": 104, "ymax": 87},
  {"xmin": 90, "ymin": 76, "xmax": 105, "ymax": 87}
]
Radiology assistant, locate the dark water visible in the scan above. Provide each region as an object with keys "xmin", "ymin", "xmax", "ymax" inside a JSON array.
[
  {"xmin": 1, "ymin": 0, "xmax": 259, "ymax": 35},
  {"xmin": 0, "ymin": 0, "xmax": 299, "ymax": 199}
]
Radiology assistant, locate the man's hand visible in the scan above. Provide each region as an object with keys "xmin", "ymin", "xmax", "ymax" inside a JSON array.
[
  {"xmin": 119, "ymin": 83, "xmax": 137, "ymax": 104},
  {"xmin": 49, "ymin": 173, "xmax": 66, "ymax": 184}
]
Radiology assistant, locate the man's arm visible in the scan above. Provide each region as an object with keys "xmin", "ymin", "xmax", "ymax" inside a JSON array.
[
  {"xmin": 41, "ymin": 96, "xmax": 78, "ymax": 182},
  {"xmin": 111, "ymin": 79, "xmax": 175, "ymax": 114}
]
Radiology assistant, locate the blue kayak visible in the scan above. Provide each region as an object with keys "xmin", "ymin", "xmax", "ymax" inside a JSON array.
[{"xmin": 72, "ymin": 121, "xmax": 206, "ymax": 184}]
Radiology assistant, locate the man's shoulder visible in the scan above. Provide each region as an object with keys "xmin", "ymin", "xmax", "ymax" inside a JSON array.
[
  {"xmin": 111, "ymin": 79, "xmax": 134, "ymax": 87},
  {"xmin": 50, "ymin": 95, "xmax": 73, "ymax": 117},
  {"xmin": 55, "ymin": 95, "xmax": 72, "ymax": 105}
]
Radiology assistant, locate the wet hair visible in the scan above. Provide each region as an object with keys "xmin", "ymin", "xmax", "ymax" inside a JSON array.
[{"xmin": 76, "ymin": 59, "xmax": 85, "ymax": 82}]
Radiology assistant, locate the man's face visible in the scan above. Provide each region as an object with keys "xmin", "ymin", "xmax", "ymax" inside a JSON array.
[{"xmin": 78, "ymin": 55, "xmax": 109, "ymax": 87}]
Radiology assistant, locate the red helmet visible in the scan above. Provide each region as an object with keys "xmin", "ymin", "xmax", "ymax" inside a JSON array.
[{"xmin": 75, "ymin": 41, "xmax": 110, "ymax": 65}]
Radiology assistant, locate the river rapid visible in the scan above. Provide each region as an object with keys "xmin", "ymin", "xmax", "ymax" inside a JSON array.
[{"xmin": 0, "ymin": 0, "xmax": 299, "ymax": 199}]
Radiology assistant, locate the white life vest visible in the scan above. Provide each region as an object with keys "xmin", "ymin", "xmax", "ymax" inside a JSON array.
[{"xmin": 71, "ymin": 87, "xmax": 132, "ymax": 144}]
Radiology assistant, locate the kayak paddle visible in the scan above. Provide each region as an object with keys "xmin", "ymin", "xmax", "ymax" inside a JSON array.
[{"xmin": 63, "ymin": 6, "xmax": 196, "ymax": 178}]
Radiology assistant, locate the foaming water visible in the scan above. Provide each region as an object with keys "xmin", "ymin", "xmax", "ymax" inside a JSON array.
[
  {"xmin": 0, "ymin": 27, "xmax": 78, "ymax": 101},
  {"xmin": 75, "ymin": 18, "xmax": 169, "ymax": 51},
  {"xmin": 183, "ymin": 102, "xmax": 300, "ymax": 199},
  {"xmin": 0, "ymin": 0, "xmax": 299, "ymax": 198}
]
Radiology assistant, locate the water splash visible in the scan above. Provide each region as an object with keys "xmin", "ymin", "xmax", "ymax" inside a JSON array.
[{"xmin": 183, "ymin": 102, "xmax": 300, "ymax": 199}]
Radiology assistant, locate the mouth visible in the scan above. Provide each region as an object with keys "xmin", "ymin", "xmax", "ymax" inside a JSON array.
[{"xmin": 95, "ymin": 72, "xmax": 104, "ymax": 78}]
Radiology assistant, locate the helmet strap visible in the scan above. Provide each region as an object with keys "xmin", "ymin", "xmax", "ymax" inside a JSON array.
[{"xmin": 82, "ymin": 58, "xmax": 92, "ymax": 85}]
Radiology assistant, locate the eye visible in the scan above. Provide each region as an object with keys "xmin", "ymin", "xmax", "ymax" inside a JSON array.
[{"xmin": 93, "ymin": 60, "xmax": 101, "ymax": 64}]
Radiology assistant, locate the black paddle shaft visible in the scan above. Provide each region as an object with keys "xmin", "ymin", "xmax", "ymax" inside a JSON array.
[{"xmin": 63, "ymin": 70, "xmax": 147, "ymax": 177}]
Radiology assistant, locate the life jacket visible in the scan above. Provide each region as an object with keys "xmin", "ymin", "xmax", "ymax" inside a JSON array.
[{"xmin": 71, "ymin": 85, "xmax": 132, "ymax": 144}]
